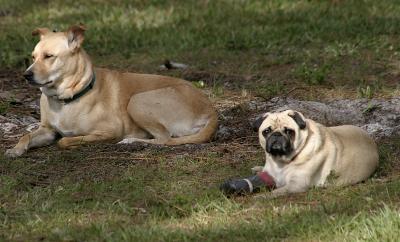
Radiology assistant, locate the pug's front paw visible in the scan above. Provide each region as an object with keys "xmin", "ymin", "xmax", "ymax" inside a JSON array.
[{"xmin": 251, "ymin": 166, "xmax": 263, "ymax": 174}]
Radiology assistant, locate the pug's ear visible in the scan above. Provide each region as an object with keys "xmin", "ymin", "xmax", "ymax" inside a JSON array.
[
  {"xmin": 32, "ymin": 28, "xmax": 51, "ymax": 39},
  {"xmin": 252, "ymin": 113, "xmax": 268, "ymax": 132},
  {"xmin": 288, "ymin": 111, "xmax": 306, "ymax": 129},
  {"xmin": 66, "ymin": 24, "xmax": 86, "ymax": 52}
]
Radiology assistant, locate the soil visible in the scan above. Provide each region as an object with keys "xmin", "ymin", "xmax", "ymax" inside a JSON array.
[{"xmin": 1, "ymin": 69, "xmax": 399, "ymax": 190}]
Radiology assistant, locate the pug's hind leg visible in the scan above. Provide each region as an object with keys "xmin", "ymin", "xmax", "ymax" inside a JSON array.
[{"xmin": 254, "ymin": 183, "xmax": 308, "ymax": 199}]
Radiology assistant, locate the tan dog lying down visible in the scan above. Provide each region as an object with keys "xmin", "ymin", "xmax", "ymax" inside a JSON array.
[
  {"xmin": 5, "ymin": 25, "xmax": 217, "ymax": 157},
  {"xmin": 252, "ymin": 110, "xmax": 379, "ymax": 198},
  {"xmin": 221, "ymin": 110, "xmax": 379, "ymax": 198}
]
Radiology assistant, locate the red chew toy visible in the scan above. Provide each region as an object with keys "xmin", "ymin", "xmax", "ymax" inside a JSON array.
[{"xmin": 257, "ymin": 171, "xmax": 276, "ymax": 190}]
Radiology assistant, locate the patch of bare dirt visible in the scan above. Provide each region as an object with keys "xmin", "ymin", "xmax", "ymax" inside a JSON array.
[
  {"xmin": 1, "ymin": 69, "xmax": 399, "ymax": 188},
  {"xmin": 0, "ymin": 69, "xmax": 261, "ymax": 188},
  {"xmin": 0, "ymin": 69, "xmax": 41, "ymax": 148}
]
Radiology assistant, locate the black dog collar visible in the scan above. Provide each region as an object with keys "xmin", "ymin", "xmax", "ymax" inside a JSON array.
[{"xmin": 59, "ymin": 72, "xmax": 96, "ymax": 104}]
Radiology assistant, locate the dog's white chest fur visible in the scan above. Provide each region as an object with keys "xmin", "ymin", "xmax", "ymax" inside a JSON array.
[
  {"xmin": 263, "ymin": 153, "xmax": 334, "ymax": 190},
  {"xmin": 263, "ymin": 160, "xmax": 289, "ymax": 188},
  {"xmin": 50, "ymin": 116, "xmax": 76, "ymax": 136},
  {"xmin": 46, "ymin": 99, "xmax": 93, "ymax": 137},
  {"xmin": 48, "ymin": 106, "xmax": 78, "ymax": 136}
]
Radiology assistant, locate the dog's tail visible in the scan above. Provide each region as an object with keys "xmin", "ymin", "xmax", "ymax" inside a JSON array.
[{"xmin": 166, "ymin": 111, "xmax": 218, "ymax": 145}]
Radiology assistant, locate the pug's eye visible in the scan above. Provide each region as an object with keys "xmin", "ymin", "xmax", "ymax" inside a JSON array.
[
  {"xmin": 32, "ymin": 55, "xmax": 35, "ymax": 61},
  {"xmin": 262, "ymin": 127, "xmax": 272, "ymax": 136},
  {"xmin": 284, "ymin": 127, "xmax": 294, "ymax": 136},
  {"xmin": 44, "ymin": 54, "xmax": 54, "ymax": 59}
]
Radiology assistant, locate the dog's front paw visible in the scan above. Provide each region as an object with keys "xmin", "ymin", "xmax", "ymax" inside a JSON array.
[
  {"xmin": 5, "ymin": 148, "xmax": 25, "ymax": 158},
  {"xmin": 57, "ymin": 138, "xmax": 79, "ymax": 149},
  {"xmin": 251, "ymin": 166, "xmax": 263, "ymax": 174},
  {"xmin": 57, "ymin": 138, "xmax": 68, "ymax": 149},
  {"xmin": 220, "ymin": 179, "xmax": 251, "ymax": 195}
]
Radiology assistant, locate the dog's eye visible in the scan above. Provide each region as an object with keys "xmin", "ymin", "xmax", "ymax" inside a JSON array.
[
  {"xmin": 44, "ymin": 54, "xmax": 54, "ymax": 59},
  {"xmin": 32, "ymin": 55, "xmax": 35, "ymax": 60},
  {"xmin": 262, "ymin": 127, "xmax": 272, "ymax": 136},
  {"xmin": 284, "ymin": 127, "xmax": 294, "ymax": 136}
]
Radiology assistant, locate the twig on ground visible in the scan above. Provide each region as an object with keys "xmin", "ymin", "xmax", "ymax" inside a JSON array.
[
  {"xmin": 86, "ymin": 156, "xmax": 152, "ymax": 161},
  {"xmin": 283, "ymin": 87, "xmax": 308, "ymax": 100}
]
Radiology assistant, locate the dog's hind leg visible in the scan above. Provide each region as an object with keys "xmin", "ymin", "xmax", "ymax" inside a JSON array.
[
  {"xmin": 118, "ymin": 137, "xmax": 169, "ymax": 145},
  {"xmin": 124, "ymin": 87, "xmax": 217, "ymax": 146},
  {"xmin": 118, "ymin": 121, "xmax": 172, "ymax": 145},
  {"xmin": 122, "ymin": 93, "xmax": 176, "ymax": 145}
]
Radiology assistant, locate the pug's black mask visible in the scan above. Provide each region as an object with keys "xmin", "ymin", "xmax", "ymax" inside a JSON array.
[
  {"xmin": 253, "ymin": 111, "xmax": 307, "ymax": 158},
  {"xmin": 265, "ymin": 131, "xmax": 293, "ymax": 156}
]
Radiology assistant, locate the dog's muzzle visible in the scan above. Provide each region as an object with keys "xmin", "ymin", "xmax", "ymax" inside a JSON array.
[
  {"xmin": 266, "ymin": 132, "xmax": 292, "ymax": 156},
  {"xmin": 23, "ymin": 70, "xmax": 52, "ymax": 86},
  {"xmin": 23, "ymin": 70, "xmax": 36, "ymax": 84}
]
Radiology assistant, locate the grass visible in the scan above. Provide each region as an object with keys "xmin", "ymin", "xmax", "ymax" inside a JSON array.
[
  {"xmin": 0, "ymin": 101, "xmax": 10, "ymax": 115},
  {"xmin": 1, "ymin": 0, "xmax": 400, "ymax": 241},
  {"xmin": 0, "ymin": 0, "xmax": 399, "ymax": 98},
  {"xmin": 294, "ymin": 63, "xmax": 329, "ymax": 85},
  {"xmin": 1, "ymin": 138, "xmax": 400, "ymax": 241}
]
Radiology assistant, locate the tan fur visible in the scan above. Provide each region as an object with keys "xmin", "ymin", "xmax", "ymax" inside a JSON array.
[
  {"xmin": 5, "ymin": 25, "xmax": 217, "ymax": 157},
  {"xmin": 254, "ymin": 110, "xmax": 378, "ymax": 198}
]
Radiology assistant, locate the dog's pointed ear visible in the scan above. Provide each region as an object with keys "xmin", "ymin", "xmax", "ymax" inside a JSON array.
[
  {"xmin": 32, "ymin": 28, "xmax": 50, "ymax": 39},
  {"xmin": 288, "ymin": 111, "xmax": 306, "ymax": 130},
  {"xmin": 66, "ymin": 24, "xmax": 86, "ymax": 52},
  {"xmin": 252, "ymin": 113, "xmax": 268, "ymax": 132}
]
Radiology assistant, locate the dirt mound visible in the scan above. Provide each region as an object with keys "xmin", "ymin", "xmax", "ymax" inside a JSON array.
[{"xmin": 246, "ymin": 97, "xmax": 400, "ymax": 139}]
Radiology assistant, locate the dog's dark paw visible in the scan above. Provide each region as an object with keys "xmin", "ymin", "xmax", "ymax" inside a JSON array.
[
  {"xmin": 220, "ymin": 172, "xmax": 276, "ymax": 196},
  {"xmin": 220, "ymin": 178, "xmax": 254, "ymax": 196}
]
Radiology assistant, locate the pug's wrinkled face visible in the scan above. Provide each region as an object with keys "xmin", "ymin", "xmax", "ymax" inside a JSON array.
[{"xmin": 253, "ymin": 110, "xmax": 308, "ymax": 163}]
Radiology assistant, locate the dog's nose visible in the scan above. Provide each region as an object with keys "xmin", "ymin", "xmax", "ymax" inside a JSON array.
[
  {"xmin": 23, "ymin": 70, "xmax": 34, "ymax": 81},
  {"xmin": 271, "ymin": 142, "xmax": 282, "ymax": 150}
]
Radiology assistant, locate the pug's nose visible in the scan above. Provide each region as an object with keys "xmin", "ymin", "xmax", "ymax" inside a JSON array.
[
  {"xmin": 23, "ymin": 70, "xmax": 34, "ymax": 81},
  {"xmin": 272, "ymin": 142, "xmax": 282, "ymax": 150}
]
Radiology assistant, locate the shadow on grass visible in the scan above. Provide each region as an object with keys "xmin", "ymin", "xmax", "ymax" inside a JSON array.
[
  {"xmin": 16, "ymin": 178, "xmax": 400, "ymax": 241},
  {"xmin": 2, "ymin": 0, "xmax": 400, "ymax": 69},
  {"xmin": 1, "ymin": 135, "xmax": 400, "ymax": 241}
]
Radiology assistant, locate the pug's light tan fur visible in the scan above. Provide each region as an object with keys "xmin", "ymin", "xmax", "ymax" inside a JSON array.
[
  {"xmin": 253, "ymin": 110, "xmax": 378, "ymax": 198},
  {"xmin": 5, "ymin": 25, "xmax": 217, "ymax": 157}
]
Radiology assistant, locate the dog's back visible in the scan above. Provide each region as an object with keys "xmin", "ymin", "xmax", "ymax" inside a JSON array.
[{"xmin": 329, "ymin": 125, "xmax": 379, "ymax": 185}]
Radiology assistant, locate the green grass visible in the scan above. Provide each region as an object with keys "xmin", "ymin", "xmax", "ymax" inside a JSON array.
[
  {"xmin": 0, "ymin": 0, "xmax": 399, "ymax": 98},
  {"xmin": 0, "ymin": 101, "xmax": 10, "ymax": 115},
  {"xmin": 0, "ymin": 138, "xmax": 400, "ymax": 241},
  {"xmin": 1, "ymin": 0, "xmax": 400, "ymax": 241}
]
